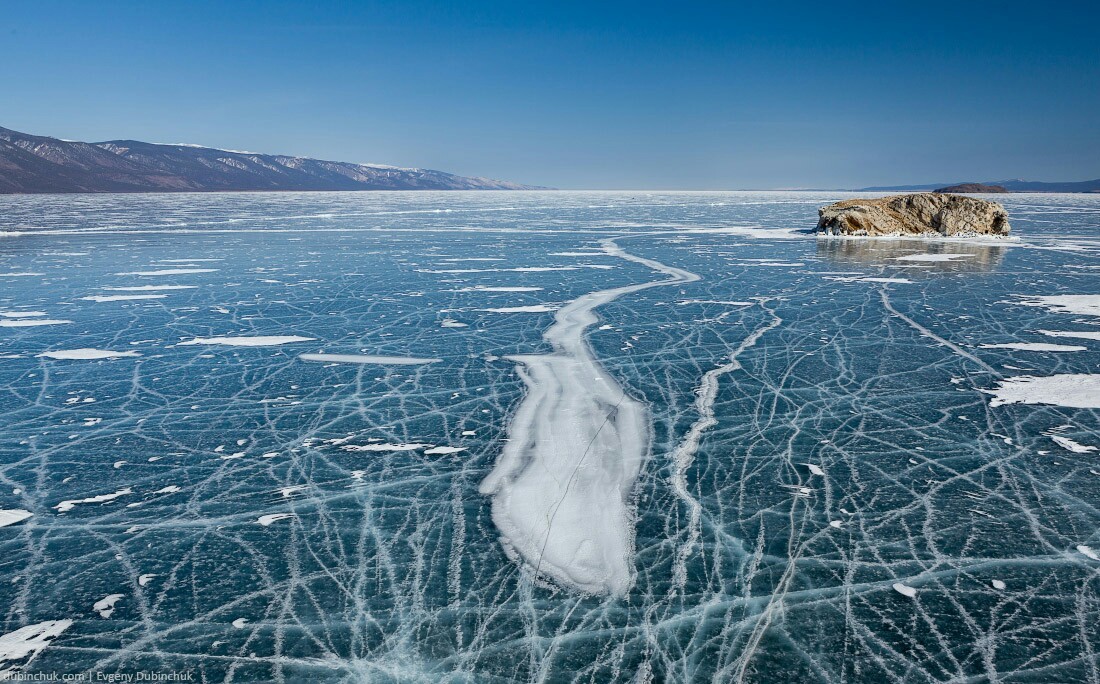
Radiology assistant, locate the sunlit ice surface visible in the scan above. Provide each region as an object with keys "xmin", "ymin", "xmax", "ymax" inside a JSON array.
[{"xmin": 0, "ymin": 190, "xmax": 1098, "ymax": 682}]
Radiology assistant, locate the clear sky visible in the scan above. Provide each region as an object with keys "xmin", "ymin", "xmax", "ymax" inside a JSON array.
[{"xmin": 2, "ymin": 0, "xmax": 1098, "ymax": 189}]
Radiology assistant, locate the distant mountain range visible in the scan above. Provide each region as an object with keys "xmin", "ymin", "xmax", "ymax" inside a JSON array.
[
  {"xmin": 858, "ymin": 178, "xmax": 1100, "ymax": 193},
  {"xmin": 0, "ymin": 126, "xmax": 543, "ymax": 194}
]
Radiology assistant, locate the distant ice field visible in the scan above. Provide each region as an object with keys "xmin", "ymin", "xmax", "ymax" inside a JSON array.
[{"xmin": 0, "ymin": 191, "xmax": 1099, "ymax": 682}]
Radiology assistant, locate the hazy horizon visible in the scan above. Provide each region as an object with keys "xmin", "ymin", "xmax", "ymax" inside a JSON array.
[{"xmin": 3, "ymin": 0, "xmax": 1099, "ymax": 189}]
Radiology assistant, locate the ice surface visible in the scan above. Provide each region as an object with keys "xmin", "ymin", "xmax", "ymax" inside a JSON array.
[
  {"xmin": 81, "ymin": 294, "xmax": 168, "ymax": 302},
  {"xmin": 2, "ymin": 191, "xmax": 1099, "ymax": 682}
]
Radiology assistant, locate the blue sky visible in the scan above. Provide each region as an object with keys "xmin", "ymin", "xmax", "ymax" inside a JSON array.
[{"xmin": 2, "ymin": 0, "xmax": 1097, "ymax": 189}]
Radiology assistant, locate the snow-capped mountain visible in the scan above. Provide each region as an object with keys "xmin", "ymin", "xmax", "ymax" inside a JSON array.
[{"xmin": 0, "ymin": 126, "xmax": 545, "ymax": 193}]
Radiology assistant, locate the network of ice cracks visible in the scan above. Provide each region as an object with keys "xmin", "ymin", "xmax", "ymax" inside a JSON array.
[{"xmin": 0, "ymin": 191, "xmax": 1098, "ymax": 682}]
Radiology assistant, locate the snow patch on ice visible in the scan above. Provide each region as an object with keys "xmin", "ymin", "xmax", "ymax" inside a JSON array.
[{"xmin": 984, "ymin": 374, "xmax": 1100, "ymax": 408}]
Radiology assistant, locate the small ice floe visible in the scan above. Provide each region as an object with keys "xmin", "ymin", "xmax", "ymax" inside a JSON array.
[
  {"xmin": 81, "ymin": 294, "xmax": 168, "ymax": 302},
  {"xmin": 257, "ymin": 513, "xmax": 293, "ymax": 526},
  {"xmin": 424, "ymin": 446, "xmax": 465, "ymax": 455},
  {"xmin": 231, "ymin": 618, "xmax": 249, "ymax": 629},
  {"xmin": 978, "ymin": 343, "xmax": 1085, "ymax": 352},
  {"xmin": 991, "ymin": 579, "xmax": 1006, "ymax": 590},
  {"xmin": 0, "ymin": 620, "xmax": 72, "ymax": 674},
  {"xmin": 440, "ymin": 319, "xmax": 467, "ymax": 328},
  {"xmin": 894, "ymin": 254, "xmax": 971, "ymax": 262},
  {"xmin": 0, "ymin": 509, "xmax": 33, "ymax": 528},
  {"xmin": 478, "ymin": 305, "xmax": 558, "ymax": 313},
  {"xmin": 805, "ymin": 463, "xmax": 825, "ymax": 476},
  {"xmin": 892, "ymin": 582, "xmax": 918, "ymax": 598},
  {"xmin": 261, "ymin": 452, "xmax": 279, "ymax": 459},
  {"xmin": 341, "ymin": 443, "xmax": 431, "ymax": 452},
  {"xmin": 0, "ymin": 272, "xmax": 45, "ymax": 277},
  {"xmin": 220, "ymin": 452, "xmax": 245, "ymax": 460},
  {"xmin": 279, "ymin": 486, "xmax": 307, "ymax": 498},
  {"xmin": 1078, "ymin": 545, "xmax": 1099, "ymax": 561},
  {"xmin": 153, "ymin": 486, "xmax": 181, "ymax": 494},
  {"xmin": 93, "ymin": 594, "xmax": 124, "ymax": 618},
  {"xmin": 115, "ymin": 268, "xmax": 217, "ymax": 276},
  {"xmin": 461, "ymin": 430, "xmax": 476, "ymax": 436},
  {"xmin": 179, "ymin": 336, "xmax": 315, "ymax": 346},
  {"xmin": 0, "ymin": 319, "xmax": 72, "ymax": 327},
  {"xmin": 55, "ymin": 487, "xmax": 132, "ymax": 512},
  {"xmin": 1, "ymin": 311, "xmax": 47, "ymax": 318},
  {"xmin": 112, "ymin": 461, "xmax": 125, "ymax": 469},
  {"xmin": 984, "ymin": 374, "xmax": 1100, "ymax": 408},
  {"xmin": 1040, "ymin": 329, "xmax": 1100, "ymax": 342},
  {"xmin": 138, "ymin": 574, "xmax": 157, "ymax": 587},
  {"xmin": 829, "ymin": 520, "xmax": 843, "ymax": 529},
  {"xmin": 299, "ymin": 353, "xmax": 441, "ymax": 365},
  {"xmin": 37, "ymin": 349, "xmax": 140, "ymax": 360}
]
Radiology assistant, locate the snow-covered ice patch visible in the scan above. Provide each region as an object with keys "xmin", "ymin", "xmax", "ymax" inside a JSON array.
[
  {"xmin": 892, "ymin": 582, "xmax": 917, "ymax": 598},
  {"xmin": 1050, "ymin": 435, "xmax": 1096, "ymax": 453},
  {"xmin": 55, "ymin": 487, "xmax": 133, "ymax": 512},
  {"xmin": 116, "ymin": 268, "xmax": 218, "ymax": 276},
  {"xmin": 984, "ymin": 374, "xmax": 1100, "ymax": 408},
  {"xmin": 102, "ymin": 285, "xmax": 197, "ymax": 291},
  {"xmin": 1078, "ymin": 545, "xmax": 1099, "ymax": 561},
  {"xmin": 0, "ymin": 509, "xmax": 33, "ymax": 527},
  {"xmin": 38, "ymin": 349, "xmax": 141, "ymax": 360},
  {"xmin": 93, "ymin": 594, "xmax": 123, "ymax": 618},
  {"xmin": 0, "ymin": 319, "xmax": 72, "ymax": 328},
  {"xmin": 1017, "ymin": 295, "xmax": 1100, "ymax": 317},
  {"xmin": 257, "ymin": 513, "xmax": 293, "ymax": 526},
  {"xmin": 341, "ymin": 443, "xmax": 431, "ymax": 452},
  {"xmin": 1039, "ymin": 329, "xmax": 1100, "ymax": 342},
  {"xmin": 82, "ymin": 294, "xmax": 168, "ymax": 302},
  {"xmin": 894, "ymin": 254, "xmax": 971, "ymax": 262},
  {"xmin": 979, "ymin": 342, "xmax": 1086, "ymax": 352},
  {"xmin": 179, "ymin": 336, "xmax": 315, "ymax": 346},
  {"xmin": 479, "ymin": 305, "xmax": 558, "ymax": 313},
  {"xmin": 0, "ymin": 311, "xmax": 47, "ymax": 318},
  {"xmin": 0, "ymin": 620, "xmax": 72, "ymax": 676},
  {"xmin": 300, "ymin": 353, "xmax": 441, "ymax": 365},
  {"xmin": 424, "ymin": 446, "xmax": 465, "ymax": 455}
]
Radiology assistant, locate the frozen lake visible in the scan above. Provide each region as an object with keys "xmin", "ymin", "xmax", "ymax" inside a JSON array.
[{"xmin": 1, "ymin": 191, "xmax": 1098, "ymax": 682}]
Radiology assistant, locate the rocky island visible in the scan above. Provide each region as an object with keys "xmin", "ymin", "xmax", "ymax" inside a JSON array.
[{"xmin": 816, "ymin": 193, "xmax": 1010, "ymax": 237}]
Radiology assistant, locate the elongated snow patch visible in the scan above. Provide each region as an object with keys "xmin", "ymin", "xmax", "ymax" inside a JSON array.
[
  {"xmin": 0, "ymin": 509, "xmax": 33, "ymax": 527},
  {"xmin": 116, "ymin": 268, "xmax": 217, "ymax": 276},
  {"xmin": 0, "ymin": 319, "xmax": 72, "ymax": 328},
  {"xmin": 0, "ymin": 620, "xmax": 72, "ymax": 676},
  {"xmin": 479, "ymin": 238, "xmax": 699, "ymax": 595},
  {"xmin": 81, "ymin": 294, "xmax": 168, "ymax": 302},
  {"xmin": 984, "ymin": 374, "xmax": 1100, "ymax": 408},
  {"xmin": 978, "ymin": 342, "xmax": 1086, "ymax": 352},
  {"xmin": 179, "ymin": 336, "xmax": 315, "ymax": 346},
  {"xmin": 38, "ymin": 349, "xmax": 140, "ymax": 360},
  {"xmin": 300, "ymin": 353, "xmax": 441, "ymax": 365}
]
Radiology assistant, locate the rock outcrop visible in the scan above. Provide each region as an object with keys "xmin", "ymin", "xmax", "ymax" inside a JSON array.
[
  {"xmin": 817, "ymin": 193, "xmax": 1010, "ymax": 237},
  {"xmin": 933, "ymin": 183, "xmax": 1008, "ymax": 193}
]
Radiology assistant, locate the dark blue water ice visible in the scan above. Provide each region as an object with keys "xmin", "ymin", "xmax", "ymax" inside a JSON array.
[{"xmin": 0, "ymin": 191, "xmax": 1098, "ymax": 682}]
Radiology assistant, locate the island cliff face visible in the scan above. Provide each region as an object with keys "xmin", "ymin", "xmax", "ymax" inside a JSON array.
[{"xmin": 817, "ymin": 193, "xmax": 1010, "ymax": 237}]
